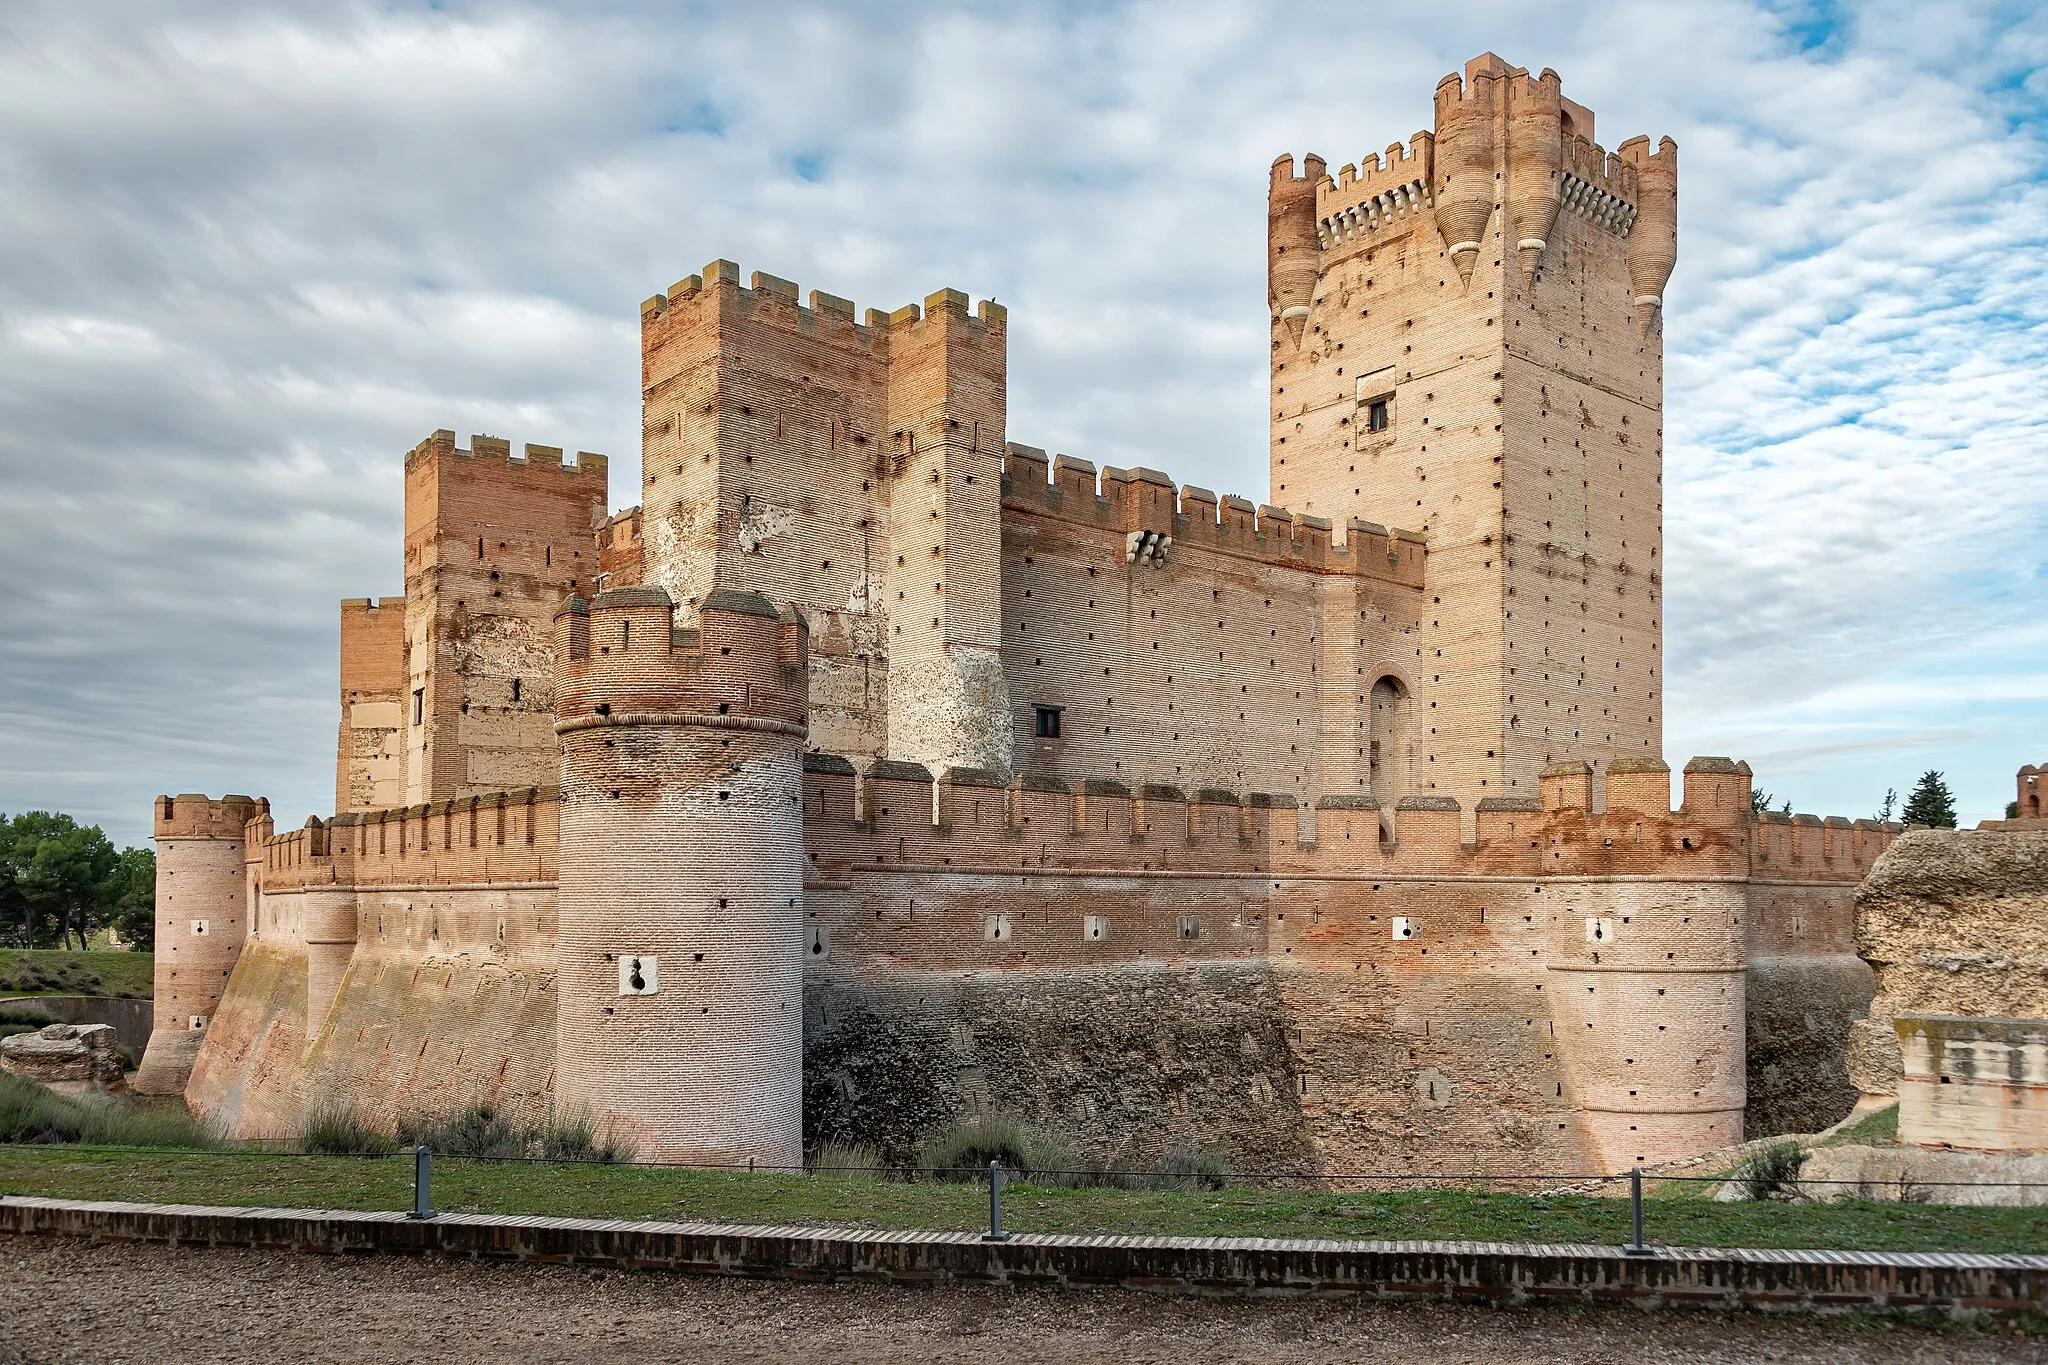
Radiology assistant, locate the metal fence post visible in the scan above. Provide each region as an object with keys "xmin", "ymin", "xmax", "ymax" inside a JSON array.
[
  {"xmin": 982, "ymin": 1159, "xmax": 1010, "ymax": 1242},
  {"xmin": 1623, "ymin": 1166, "xmax": 1652, "ymax": 1255},
  {"xmin": 407, "ymin": 1144, "xmax": 436, "ymax": 1221}
]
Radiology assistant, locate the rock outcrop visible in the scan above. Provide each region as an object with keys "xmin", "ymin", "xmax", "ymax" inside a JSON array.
[
  {"xmin": 1849, "ymin": 829, "xmax": 2048, "ymax": 1096},
  {"xmin": 0, "ymin": 1022, "xmax": 127, "ymax": 1097}
]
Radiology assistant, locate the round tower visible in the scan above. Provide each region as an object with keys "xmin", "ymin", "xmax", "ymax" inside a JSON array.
[
  {"xmin": 1621, "ymin": 135, "xmax": 1679, "ymax": 329},
  {"xmin": 1268, "ymin": 152, "xmax": 1325, "ymax": 348},
  {"xmin": 1539, "ymin": 761, "xmax": 1747, "ymax": 1172},
  {"xmin": 552, "ymin": 585, "xmax": 809, "ymax": 1165},
  {"xmin": 1505, "ymin": 67, "xmax": 1564, "ymax": 286},
  {"xmin": 1431, "ymin": 61, "xmax": 1502, "ymax": 284},
  {"xmin": 133, "ymin": 792, "xmax": 262, "ymax": 1096}
]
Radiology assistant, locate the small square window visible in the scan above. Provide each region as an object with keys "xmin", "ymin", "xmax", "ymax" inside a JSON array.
[
  {"xmin": 1034, "ymin": 705, "xmax": 1062, "ymax": 739},
  {"xmin": 1367, "ymin": 399, "xmax": 1390, "ymax": 432},
  {"xmin": 1178, "ymin": 915, "xmax": 1202, "ymax": 940}
]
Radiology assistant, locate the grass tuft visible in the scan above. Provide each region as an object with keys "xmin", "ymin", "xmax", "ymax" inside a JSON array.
[
  {"xmin": 806, "ymin": 1139, "xmax": 884, "ymax": 1178},
  {"xmin": 918, "ymin": 1116, "xmax": 1079, "ymax": 1185},
  {"xmin": 0, "ymin": 1073, "xmax": 214, "ymax": 1147},
  {"xmin": 298, "ymin": 1099, "xmax": 633, "ymax": 1164},
  {"xmin": 301, "ymin": 1099, "xmax": 400, "ymax": 1157}
]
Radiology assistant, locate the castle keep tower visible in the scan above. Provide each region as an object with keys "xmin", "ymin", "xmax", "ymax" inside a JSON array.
[
  {"xmin": 1269, "ymin": 53, "xmax": 1677, "ymax": 813},
  {"xmin": 134, "ymin": 793, "xmax": 262, "ymax": 1095},
  {"xmin": 552, "ymin": 585, "xmax": 810, "ymax": 1164},
  {"xmin": 636, "ymin": 265, "xmax": 1012, "ymax": 775}
]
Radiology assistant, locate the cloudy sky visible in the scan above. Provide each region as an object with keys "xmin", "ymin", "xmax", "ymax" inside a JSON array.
[{"xmin": 1, "ymin": 0, "xmax": 2043, "ymax": 847}]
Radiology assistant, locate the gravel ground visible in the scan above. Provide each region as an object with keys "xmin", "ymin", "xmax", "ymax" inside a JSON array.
[{"xmin": 0, "ymin": 1235, "xmax": 2039, "ymax": 1364}]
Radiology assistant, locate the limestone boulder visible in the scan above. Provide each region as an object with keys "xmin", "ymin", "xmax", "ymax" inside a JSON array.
[{"xmin": 0, "ymin": 1022, "xmax": 127, "ymax": 1096}]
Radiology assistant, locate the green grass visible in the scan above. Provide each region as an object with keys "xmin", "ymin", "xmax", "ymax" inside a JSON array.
[
  {"xmin": 0, "ymin": 1145, "xmax": 2038, "ymax": 1253},
  {"xmin": 1825, "ymin": 1102, "xmax": 1902, "ymax": 1147},
  {"xmin": 0, "ymin": 948, "xmax": 153, "ymax": 999}
]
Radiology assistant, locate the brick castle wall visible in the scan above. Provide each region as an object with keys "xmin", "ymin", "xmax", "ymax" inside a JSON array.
[
  {"xmin": 185, "ymin": 750, "xmax": 1891, "ymax": 1170},
  {"xmin": 337, "ymin": 598, "xmax": 405, "ymax": 811}
]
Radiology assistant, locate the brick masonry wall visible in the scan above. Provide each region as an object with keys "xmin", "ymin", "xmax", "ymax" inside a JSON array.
[
  {"xmin": 999, "ymin": 450, "xmax": 1426, "ymax": 805},
  {"xmin": 183, "ymin": 793, "xmax": 561, "ymax": 1139},
  {"xmin": 184, "ymin": 760, "xmax": 1892, "ymax": 1166}
]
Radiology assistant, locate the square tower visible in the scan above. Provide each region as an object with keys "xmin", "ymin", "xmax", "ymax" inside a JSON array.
[
  {"xmin": 1268, "ymin": 53, "xmax": 1677, "ymax": 808},
  {"xmin": 636, "ymin": 264, "xmax": 1013, "ymax": 775},
  {"xmin": 398, "ymin": 430, "xmax": 608, "ymax": 804}
]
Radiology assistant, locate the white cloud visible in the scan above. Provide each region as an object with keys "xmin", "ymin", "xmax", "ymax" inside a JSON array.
[{"xmin": 0, "ymin": 0, "xmax": 2042, "ymax": 844}]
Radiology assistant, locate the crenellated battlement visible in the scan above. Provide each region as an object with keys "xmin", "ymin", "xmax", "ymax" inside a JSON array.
[
  {"xmin": 796, "ymin": 753, "xmax": 1892, "ymax": 885},
  {"xmin": 1317, "ymin": 134, "xmax": 1435, "ymax": 249},
  {"xmin": 639, "ymin": 259, "xmax": 1007, "ymax": 354},
  {"xmin": 553, "ymin": 586, "xmax": 808, "ymax": 734},
  {"xmin": 402, "ymin": 429, "xmax": 606, "ymax": 481},
  {"xmin": 256, "ymin": 787, "xmax": 558, "ymax": 894},
  {"xmin": 1000, "ymin": 441, "xmax": 1425, "ymax": 583},
  {"xmin": 153, "ymin": 793, "xmax": 264, "ymax": 842}
]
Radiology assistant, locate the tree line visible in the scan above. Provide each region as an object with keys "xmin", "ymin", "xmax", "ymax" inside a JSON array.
[
  {"xmin": 0, "ymin": 812, "xmax": 155, "ymax": 951},
  {"xmin": 1749, "ymin": 770, "xmax": 1963, "ymax": 829}
]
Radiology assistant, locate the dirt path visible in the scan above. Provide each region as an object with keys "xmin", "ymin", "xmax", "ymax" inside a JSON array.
[{"xmin": 0, "ymin": 1235, "xmax": 2038, "ymax": 1364}]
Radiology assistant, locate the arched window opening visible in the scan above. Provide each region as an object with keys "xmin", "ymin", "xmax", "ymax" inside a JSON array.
[{"xmin": 1368, "ymin": 675, "xmax": 1413, "ymax": 804}]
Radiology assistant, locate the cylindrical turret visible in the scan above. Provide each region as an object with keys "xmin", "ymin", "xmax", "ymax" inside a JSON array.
[
  {"xmin": 1621, "ymin": 135, "xmax": 1678, "ymax": 328},
  {"xmin": 1537, "ymin": 764, "xmax": 1745, "ymax": 1171},
  {"xmin": 552, "ymin": 585, "xmax": 809, "ymax": 1165},
  {"xmin": 1505, "ymin": 68, "xmax": 1564, "ymax": 286},
  {"xmin": 1431, "ymin": 66, "xmax": 1500, "ymax": 284},
  {"xmin": 1268, "ymin": 153, "xmax": 1325, "ymax": 347},
  {"xmin": 1545, "ymin": 878, "xmax": 1748, "ymax": 1172},
  {"xmin": 133, "ymin": 793, "xmax": 262, "ymax": 1096}
]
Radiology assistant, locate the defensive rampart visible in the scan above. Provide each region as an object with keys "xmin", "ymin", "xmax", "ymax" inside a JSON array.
[
  {"xmin": 183, "ymin": 792, "xmax": 559, "ymax": 1138},
  {"xmin": 184, "ymin": 747, "xmax": 1889, "ymax": 1172}
]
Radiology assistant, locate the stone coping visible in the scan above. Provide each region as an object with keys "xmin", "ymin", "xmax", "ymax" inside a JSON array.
[{"xmin": 0, "ymin": 1197, "xmax": 2042, "ymax": 1317}]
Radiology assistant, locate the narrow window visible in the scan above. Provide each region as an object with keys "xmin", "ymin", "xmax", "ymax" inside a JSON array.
[
  {"xmin": 511, "ymin": 678, "xmax": 522, "ymax": 704},
  {"xmin": 412, "ymin": 688, "xmax": 424, "ymax": 725},
  {"xmin": 1367, "ymin": 399, "xmax": 1390, "ymax": 432},
  {"xmin": 1033, "ymin": 705, "xmax": 1062, "ymax": 739}
]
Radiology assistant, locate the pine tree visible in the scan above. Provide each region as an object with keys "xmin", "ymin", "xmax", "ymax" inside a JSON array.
[{"xmin": 1900, "ymin": 771, "xmax": 1957, "ymax": 829}]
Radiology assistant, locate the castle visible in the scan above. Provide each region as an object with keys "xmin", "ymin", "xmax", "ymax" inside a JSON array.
[{"xmin": 136, "ymin": 55, "xmax": 1898, "ymax": 1175}]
